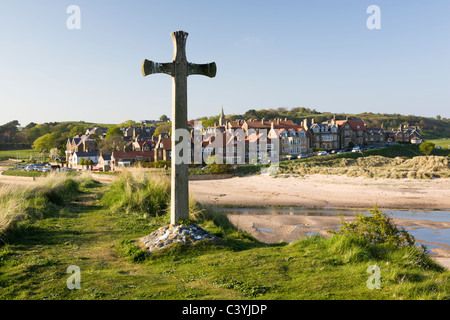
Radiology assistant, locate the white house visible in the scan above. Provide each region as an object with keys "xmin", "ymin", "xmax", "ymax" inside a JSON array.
[{"xmin": 71, "ymin": 151, "xmax": 100, "ymax": 168}]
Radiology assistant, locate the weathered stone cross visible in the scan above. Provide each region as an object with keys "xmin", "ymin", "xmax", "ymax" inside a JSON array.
[{"xmin": 142, "ymin": 30, "xmax": 216, "ymax": 225}]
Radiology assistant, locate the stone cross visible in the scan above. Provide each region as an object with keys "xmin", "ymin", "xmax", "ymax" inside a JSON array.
[{"xmin": 142, "ymin": 30, "xmax": 216, "ymax": 225}]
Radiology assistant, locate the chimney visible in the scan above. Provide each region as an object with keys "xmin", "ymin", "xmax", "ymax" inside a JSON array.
[
  {"xmin": 277, "ymin": 118, "xmax": 280, "ymax": 125},
  {"xmin": 261, "ymin": 118, "xmax": 265, "ymax": 124},
  {"xmin": 284, "ymin": 118, "xmax": 287, "ymax": 121},
  {"xmin": 303, "ymin": 118, "xmax": 308, "ymax": 129},
  {"xmin": 311, "ymin": 118, "xmax": 315, "ymax": 124}
]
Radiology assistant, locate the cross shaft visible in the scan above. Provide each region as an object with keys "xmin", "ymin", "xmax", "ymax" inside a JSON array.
[{"xmin": 142, "ymin": 30, "xmax": 216, "ymax": 225}]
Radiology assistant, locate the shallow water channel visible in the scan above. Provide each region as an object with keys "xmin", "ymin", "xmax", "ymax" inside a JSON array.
[{"xmin": 223, "ymin": 207, "xmax": 450, "ymax": 251}]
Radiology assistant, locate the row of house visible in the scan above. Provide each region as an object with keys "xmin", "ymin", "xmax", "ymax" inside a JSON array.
[
  {"xmin": 190, "ymin": 109, "xmax": 422, "ymax": 160},
  {"xmin": 66, "ymin": 133, "xmax": 172, "ymax": 171},
  {"xmin": 64, "ymin": 111, "xmax": 423, "ymax": 170}
]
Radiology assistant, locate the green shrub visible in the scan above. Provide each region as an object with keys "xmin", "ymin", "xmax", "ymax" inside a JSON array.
[
  {"xmin": 332, "ymin": 206, "xmax": 415, "ymax": 247},
  {"xmin": 207, "ymin": 163, "xmax": 233, "ymax": 174},
  {"xmin": 419, "ymin": 142, "xmax": 435, "ymax": 155}
]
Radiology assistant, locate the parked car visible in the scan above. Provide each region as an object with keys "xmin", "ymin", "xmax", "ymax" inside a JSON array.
[
  {"xmin": 297, "ymin": 154, "xmax": 308, "ymax": 159},
  {"xmin": 92, "ymin": 167, "xmax": 103, "ymax": 172},
  {"xmin": 352, "ymin": 147, "xmax": 361, "ymax": 152},
  {"xmin": 436, "ymin": 146, "xmax": 442, "ymax": 150},
  {"xmin": 337, "ymin": 150, "xmax": 345, "ymax": 154},
  {"xmin": 317, "ymin": 151, "xmax": 328, "ymax": 156}
]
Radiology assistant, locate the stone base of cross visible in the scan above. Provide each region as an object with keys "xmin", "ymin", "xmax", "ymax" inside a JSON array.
[{"xmin": 142, "ymin": 31, "xmax": 216, "ymax": 225}]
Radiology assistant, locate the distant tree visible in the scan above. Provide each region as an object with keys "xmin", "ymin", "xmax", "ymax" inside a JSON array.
[
  {"xmin": 25, "ymin": 122, "xmax": 38, "ymax": 130},
  {"xmin": 201, "ymin": 116, "xmax": 220, "ymax": 128},
  {"xmin": 436, "ymin": 115, "xmax": 441, "ymax": 120},
  {"xmin": 79, "ymin": 158, "xmax": 86, "ymax": 166},
  {"xmin": 154, "ymin": 122, "xmax": 172, "ymax": 136},
  {"xmin": 419, "ymin": 142, "xmax": 435, "ymax": 155},
  {"xmin": 119, "ymin": 120, "xmax": 137, "ymax": 128},
  {"xmin": 159, "ymin": 114, "xmax": 168, "ymax": 122},
  {"xmin": 32, "ymin": 132, "xmax": 59, "ymax": 152},
  {"xmin": 50, "ymin": 148, "xmax": 59, "ymax": 160},
  {"xmin": 69, "ymin": 125, "xmax": 87, "ymax": 137},
  {"xmin": 98, "ymin": 135, "xmax": 126, "ymax": 153},
  {"xmin": 105, "ymin": 126, "xmax": 123, "ymax": 138}
]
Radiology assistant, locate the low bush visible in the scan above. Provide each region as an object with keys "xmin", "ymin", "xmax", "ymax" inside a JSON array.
[{"xmin": 331, "ymin": 206, "xmax": 415, "ymax": 247}]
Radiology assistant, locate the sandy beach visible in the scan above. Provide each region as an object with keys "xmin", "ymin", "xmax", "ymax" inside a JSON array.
[
  {"xmin": 189, "ymin": 174, "xmax": 450, "ymax": 210},
  {"xmin": 190, "ymin": 174, "xmax": 450, "ymax": 269}
]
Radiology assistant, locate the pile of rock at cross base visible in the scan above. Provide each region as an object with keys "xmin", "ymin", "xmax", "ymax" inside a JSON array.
[{"xmin": 139, "ymin": 223, "xmax": 221, "ymax": 253}]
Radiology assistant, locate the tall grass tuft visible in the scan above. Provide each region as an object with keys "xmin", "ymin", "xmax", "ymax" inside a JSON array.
[{"xmin": 101, "ymin": 169, "xmax": 170, "ymax": 217}]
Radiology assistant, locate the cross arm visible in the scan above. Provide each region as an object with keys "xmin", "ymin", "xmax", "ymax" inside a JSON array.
[
  {"xmin": 142, "ymin": 59, "xmax": 174, "ymax": 77},
  {"xmin": 188, "ymin": 62, "xmax": 217, "ymax": 78}
]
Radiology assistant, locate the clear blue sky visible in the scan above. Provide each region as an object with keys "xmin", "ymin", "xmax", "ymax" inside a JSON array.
[{"xmin": 0, "ymin": 0, "xmax": 449, "ymax": 126}]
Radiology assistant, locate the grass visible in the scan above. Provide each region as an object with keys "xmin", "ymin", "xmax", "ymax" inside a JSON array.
[
  {"xmin": 0, "ymin": 172, "xmax": 98, "ymax": 238},
  {"xmin": 428, "ymin": 138, "xmax": 450, "ymax": 150},
  {"xmin": 0, "ymin": 172, "xmax": 448, "ymax": 300},
  {"xmin": 0, "ymin": 149, "xmax": 40, "ymax": 160},
  {"xmin": 1, "ymin": 169, "xmax": 46, "ymax": 177}
]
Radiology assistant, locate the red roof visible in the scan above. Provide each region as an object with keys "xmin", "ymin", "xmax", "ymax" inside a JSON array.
[{"xmin": 335, "ymin": 119, "xmax": 366, "ymax": 131}]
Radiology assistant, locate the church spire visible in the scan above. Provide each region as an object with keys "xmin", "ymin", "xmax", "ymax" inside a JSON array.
[{"xmin": 219, "ymin": 106, "xmax": 225, "ymax": 126}]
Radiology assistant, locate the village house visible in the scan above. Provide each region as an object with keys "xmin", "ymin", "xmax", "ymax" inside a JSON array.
[
  {"xmin": 309, "ymin": 118, "xmax": 339, "ymax": 151},
  {"xmin": 154, "ymin": 135, "xmax": 172, "ymax": 162},
  {"xmin": 111, "ymin": 150, "xmax": 154, "ymax": 170},
  {"xmin": 366, "ymin": 128, "xmax": 385, "ymax": 144},
  {"xmin": 132, "ymin": 136, "xmax": 157, "ymax": 152},
  {"xmin": 335, "ymin": 118, "xmax": 367, "ymax": 148},
  {"xmin": 85, "ymin": 126, "xmax": 108, "ymax": 137},
  {"xmin": 65, "ymin": 135, "xmax": 98, "ymax": 163},
  {"xmin": 97, "ymin": 153, "xmax": 112, "ymax": 172},
  {"xmin": 123, "ymin": 126, "xmax": 155, "ymax": 139},
  {"xmin": 394, "ymin": 124, "xmax": 422, "ymax": 144},
  {"xmin": 69, "ymin": 151, "xmax": 100, "ymax": 169},
  {"xmin": 278, "ymin": 125, "xmax": 310, "ymax": 158}
]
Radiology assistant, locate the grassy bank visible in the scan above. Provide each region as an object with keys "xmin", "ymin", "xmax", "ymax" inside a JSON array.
[
  {"xmin": 277, "ymin": 155, "xmax": 450, "ymax": 179},
  {"xmin": 0, "ymin": 172, "xmax": 448, "ymax": 300},
  {"xmin": 237, "ymin": 144, "xmax": 450, "ymax": 178},
  {"xmin": 0, "ymin": 172, "xmax": 99, "ymax": 238}
]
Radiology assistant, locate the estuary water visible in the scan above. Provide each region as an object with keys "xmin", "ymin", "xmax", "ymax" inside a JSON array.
[{"xmin": 223, "ymin": 207, "xmax": 450, "ymax": 249}]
